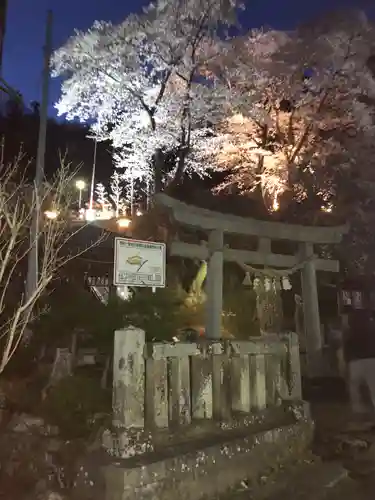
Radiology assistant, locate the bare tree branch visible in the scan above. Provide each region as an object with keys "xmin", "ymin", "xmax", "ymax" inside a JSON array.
[{"xmin": 0, "ymin": 154, "xmax": 105, "ymax": 373}]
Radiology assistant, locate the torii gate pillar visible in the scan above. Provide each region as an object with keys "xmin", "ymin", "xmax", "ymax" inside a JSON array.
[
  {"xmin": 300, "ymin": 242, "xmax": 322, "ymax": 377},
  {"xmin": 205, "ymin": 229, "xmax": 224, "ymax": 339}
]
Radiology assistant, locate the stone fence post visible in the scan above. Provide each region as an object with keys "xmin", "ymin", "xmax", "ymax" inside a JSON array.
[
  {"xmin": 104, "ymin": 326, "xmax": 153, "ymax": 458},
  {"xmin": 112, "ymin": 326, "xmax": 145, "ymax": 429},
  {"xmin": 287, "ymin": 332, "xmax": 302, "ymax": 400}
]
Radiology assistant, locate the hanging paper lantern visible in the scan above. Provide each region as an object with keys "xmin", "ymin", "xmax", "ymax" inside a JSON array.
[
  {"xmin": 242, "ymin": 271, "xmax": 252, "ymax": 286},
  {"xmin": 282, "ymin": 276, "xmax": 292, "ymax": 290}
]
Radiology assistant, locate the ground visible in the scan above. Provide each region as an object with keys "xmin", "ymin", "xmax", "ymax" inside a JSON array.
[
  {"xmin": 219, "ymin": 381, "xmax": 375, "ymax": 500},
  {"xmin": 2, "ymin": 377, "xmax": 375, "ymax": 499}
]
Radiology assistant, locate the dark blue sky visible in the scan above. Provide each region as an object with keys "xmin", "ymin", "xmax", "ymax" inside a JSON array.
[{"xmin": 3, "ymin": 0, "xmax": 373, "ymax": 117}]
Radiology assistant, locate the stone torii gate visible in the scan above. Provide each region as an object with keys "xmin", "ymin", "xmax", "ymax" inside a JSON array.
[{"xmin": 156, "ymin": 194, "xmax": 347, "ymax": 377}]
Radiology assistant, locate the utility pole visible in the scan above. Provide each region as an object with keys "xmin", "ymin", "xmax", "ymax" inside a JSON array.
[
  {"xmin": 89, "ymin": 139, "xmax": 97, "ymax": 211},
  {"xmin": 25, "ymin": 10, "xmax": 53, "ymax": 302},
  {"xmin": 0, "ymin": 0, "xmax": 8, "ymax": 76}
]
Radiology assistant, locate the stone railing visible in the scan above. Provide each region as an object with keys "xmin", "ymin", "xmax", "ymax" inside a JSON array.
[{"xmin": 111, "ymin": 327, "xmax": 302, "ymax": 433}]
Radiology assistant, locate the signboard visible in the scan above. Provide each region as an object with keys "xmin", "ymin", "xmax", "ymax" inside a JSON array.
[{"xmin": 113, "ymin": 237, "xmax": 166, "ymax": 288}]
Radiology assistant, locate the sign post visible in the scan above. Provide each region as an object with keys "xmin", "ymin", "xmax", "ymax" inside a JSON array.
[{"xmin": 113, "ymin": 237, "xmax": 166, "ymax": 288}]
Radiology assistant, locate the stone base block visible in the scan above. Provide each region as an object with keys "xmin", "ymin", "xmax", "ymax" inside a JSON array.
[{"xmin": 104, "ymin": 415, "xmax": 313, "ymax": 500}]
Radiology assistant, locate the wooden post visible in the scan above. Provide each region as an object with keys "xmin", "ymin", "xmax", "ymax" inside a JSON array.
[
  {"xmin": 300, "ymin": 242, "xmax": 322, "ymax": 378},
  {"xmin": 205, "ymin": 229, "xmax": 224, "ymax": 339}
]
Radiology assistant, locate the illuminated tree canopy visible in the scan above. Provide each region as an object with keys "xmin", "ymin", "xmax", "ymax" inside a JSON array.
[
  {"xmin": 52, "ymin": 0, "xmax": 242, "ymax": 190},
  {"xmin": 194, "ymin": 11, "xmax": 375, "ymax": 217},
  {"xmin": 53, "ymin": 5, "xmax": 375, "ymax": 270}
]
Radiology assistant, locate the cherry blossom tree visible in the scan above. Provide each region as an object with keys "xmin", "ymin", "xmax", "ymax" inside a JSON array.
[
  {"xmin": 52, "ymin": 0, "xmax": 242, "ymax": 192},
  {"xmin": 109, "ymin": 171, "xmax": 125, "ymax": 217},
  {"xmin": 194, "ymin": 10, "xmax": 375, "ymax": 220},
  {"xmin": 113, "ymin": 149, "xmax": 149, "ymax": 213},
  {"xmin": 195, "ymin": 10, "xmax": 375, "ymax": 272},
  {"xmin": 95, "ymin": 182, "xmax": 109, "ymax": 211}
]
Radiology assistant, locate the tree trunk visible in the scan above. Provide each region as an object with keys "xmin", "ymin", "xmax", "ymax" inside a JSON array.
[
  {"xmin": 153, "ymin": 149, "xmax": 165, "ymax": 194},
  {"xmin": 173, "ymin": 147, "xmax": 188, "ymax": 187}
]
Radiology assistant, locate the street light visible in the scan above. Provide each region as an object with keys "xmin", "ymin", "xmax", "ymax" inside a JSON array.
[
  {"xmin": 44, "ymin": 210, "xmax": 58, "ymax": 220},
  {"xmin": 85, "ymin": 209, "xmax": 96, "ymax": 221},
  {"xmin": 117, "ymin": 217, "xmax": 131, "ymax": 229},
  {"xmin": 75, "ymin": 179, "xmax": 86, "ymax": 209}
]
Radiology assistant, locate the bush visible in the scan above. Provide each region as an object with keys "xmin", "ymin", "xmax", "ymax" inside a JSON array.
[
  {"xmin": 40, "ymin": 374, "xmax": 111, "ymax": 439},
  {"xmin": 122, "ymin": 286, "xmax": 188, "ymax": 341}
]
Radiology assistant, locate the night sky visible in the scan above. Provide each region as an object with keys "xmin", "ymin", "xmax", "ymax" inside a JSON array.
[{"xmin": 3, "ymin": 0, "xmax": 374, "ymax": 117}]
